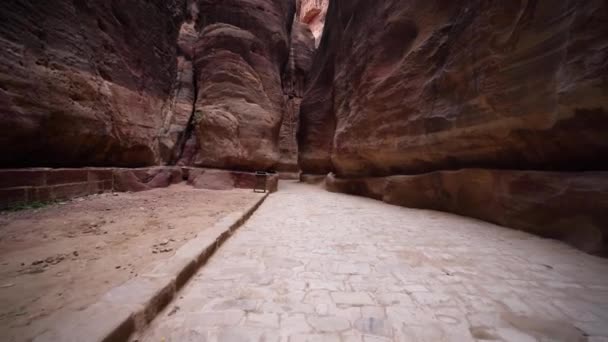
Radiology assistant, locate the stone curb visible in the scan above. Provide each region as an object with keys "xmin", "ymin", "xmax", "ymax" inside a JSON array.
[{"xmin": 34, "ymin": 192, "xmax": 270, "ymax": 342}]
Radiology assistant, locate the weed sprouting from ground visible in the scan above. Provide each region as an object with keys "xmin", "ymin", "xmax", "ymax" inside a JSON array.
[{"xmin": 4, "ymin": 201, "xmax": 57, "ymax": 212}]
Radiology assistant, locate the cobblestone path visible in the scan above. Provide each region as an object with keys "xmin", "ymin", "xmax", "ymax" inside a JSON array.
[{"xmin": 139, "ymin": 181, "xmax": 608, "ymax": 342}]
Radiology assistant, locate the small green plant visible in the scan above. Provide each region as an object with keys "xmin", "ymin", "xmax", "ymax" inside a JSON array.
[{"xmin": 4, "ymin": 200, "xmax": 57, "ymax": 212}]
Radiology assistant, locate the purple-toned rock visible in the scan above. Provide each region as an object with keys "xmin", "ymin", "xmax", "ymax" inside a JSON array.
[
  {"xmin": 300, "ymin": 0, "xmax": 608, "ymax": 177},
  {"xmin": 186, "ymin": 0, "xmax": 296, "ymax": 171},
  {"xmin": 0, "ymin": 0, "xmax": 187, "ymax": 167},
  {"xmin": 278, "ymin": 22, "xmax": 315, "ymax": 173}
]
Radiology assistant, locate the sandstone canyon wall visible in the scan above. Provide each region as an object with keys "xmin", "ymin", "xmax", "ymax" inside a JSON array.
[
  {"xmin": 0, "ymin": 0, "xmax": 304, "ymax": 173},
  {"xmin": 178, "ymin": 0, "xmax": 297, "ymax": 171},
  {"xmin": 276, "ymin": 20, "xmax": 315, "ymax": 174},
  {"xmin": 300, "ymin": 0, "xmax": 608, "ymax": 254},
  {"xmin": 0, "ymin": 0, "xmax": 187, "ymax": 167}
]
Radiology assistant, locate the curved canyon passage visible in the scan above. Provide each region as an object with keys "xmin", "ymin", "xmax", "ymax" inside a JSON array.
[{"xmin": 0, "ymin": 0, "xmax": 607, "ymax": 341}]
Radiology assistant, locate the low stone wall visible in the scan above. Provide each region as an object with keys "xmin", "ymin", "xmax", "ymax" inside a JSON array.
[
  {"xmin": 0, "ymin": 167, "xmax": 278, "ymax": 209},
  {"xmin": 0, "ymin": 168, "xmax": 114, "ymax": 209},
  {"xmin": 325, "ymin": 170, "xmax": 608, "ymax": 256},
  {"xmin": 184, "ymin": 168, "xmax": 279, "ymax": 193}
]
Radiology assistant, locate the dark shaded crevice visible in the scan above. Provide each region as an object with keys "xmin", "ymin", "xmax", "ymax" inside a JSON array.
[{"xmin": 170, "ymin": 58, "xmax": 199, "ymax": 166}]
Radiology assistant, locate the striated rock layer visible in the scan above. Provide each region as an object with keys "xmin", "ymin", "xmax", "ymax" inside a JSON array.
[
  {"xmin": 300, "ymin": 0, "xmax": 608, "ymax": 176},
  {"xmin": 277, "ymin": 21, "xmax": 315, "ymax": 173},
  {"xmin": 300, "ymin": 0, "xmax": 608, "ymax": 254},
  {"xmin": 0, "ymin": 0, "xmax": 188, "ymax": 167},
  {"xmin": 179, "ymin": 0, "xmax": 297, "ymax": 171},
  {"xmin": 327, "ymin": 171, "xmax": 608, "ymax": 255},
  {"xmin": 0, "ymin": 0, "xmax": 305, "ymax": 173}
]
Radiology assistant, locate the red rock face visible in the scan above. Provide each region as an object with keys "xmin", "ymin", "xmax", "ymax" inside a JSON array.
[
  {"xmin": 182, "ymin": 0, "xmax": 296, "ymax": 171},
  {"xmin": 300, "ymin": 0, "xmax": 608, "ymax": 177},
  {"xmin": 160, "ymin": 19, "xmax": 198, "ymax": 164},
  {"xmin": 327, "ymin": 170, "xmax": 608, "ymax": 255},
  {"xmin": 0, "ymin": 0, "xmax": 187, "ymax": 167},
  {"xmin": 277, "ymin": 22, "xmax": 315, "ymax": 173},
  {"xmin": 300, "ymin": 0, "xmax": 608, "ymax": 254},
  {"xmin": 0, "ymin": 0, "xmax": 305, "ymax": 173}
]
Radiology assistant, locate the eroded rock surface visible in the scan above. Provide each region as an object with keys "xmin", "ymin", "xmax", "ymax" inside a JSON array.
[
  {"xmin": 300, "ymin": 0, "xmax": 608, "ymax": 177},
  {"xmin": 278, "ymin": 22, "xmax": 315, "ymax": 173},
  {"xmin": 0, "ymin": 0, "xmax": 305, "ymax": 173},
  {"xmin": 0, "ymin": 0, "xmax": 187, "ymax": 167},
  {"xmin": 327, "ymin": 170, "xmax": 608, "ymax": 255},
  {"xmin": 184, "ymin": 0, "xmax": 296, "ymax": 171},
  {"xmin": 300, "ymin": 0, "xmax": 608, "ymax": 254}
]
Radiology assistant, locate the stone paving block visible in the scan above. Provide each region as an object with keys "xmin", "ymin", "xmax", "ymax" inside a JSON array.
[
  {"xmin": 187, "ymin": 310, "xmax": 246, "ymax": 327},
  {"xmin": 307, "ymin": 316, "xmax": 351, "ymax": 332},
  {"xmin": 216, "ymin": 326, "xmax": 279, "ymax": 342},
  {"xmin": 289, "ymin": 334, "xmax": 341, "ymax": 342},
  {"xmin": 353, "ymin": 317, "xmax": 392, "ymax": 337},
  {"xmin": 387, "ymin": 305, "xmax": 438, "ymax": 327},
  {"xmin": 212, "ymin": 298, "xmax": 260, "ymax": 312},
  {"xmin": 331, "ymin": 292, "xmax": 375, "ymax": 306},
  {"xmin": 246, "ymin": 312, "xmax": 280, "ymax": 328},
  {"xmin": 361, "ymin": 306, "xmax": 386, "ymax": 319},
  {"xmin": 281, "ymin": 313, "xmax": 313, "ymax": 335},
  {"xmin": 374, "ymin": 293, "xmax": 415, "ymax": 307},
  {"xmin": 362, "ymin": 336, "xmax": 392, "ymax": 342},
  {"xmin": 304, "ymin": 290, "xmax": 333, "ymax": 306},
  {"xmin": 136, "ymin": 182, "xmax": 608, "ymax": 342}
]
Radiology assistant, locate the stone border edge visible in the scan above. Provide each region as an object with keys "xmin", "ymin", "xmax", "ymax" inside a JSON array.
[{"xmin": 34, "ymin": 192, "xmax": 270, "ymax": 342}]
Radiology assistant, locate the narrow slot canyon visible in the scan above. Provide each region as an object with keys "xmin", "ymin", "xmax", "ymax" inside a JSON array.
[{"xmin": 0, "ymin": 0, "xmax": 606, "ymax": 341}]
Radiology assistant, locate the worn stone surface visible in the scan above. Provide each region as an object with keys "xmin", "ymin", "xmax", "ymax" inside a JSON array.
[
  {"xmin": 299, "ymin": 0, "xmax": 608, "ymax": 177},
  {"xmin": 0, "ymin": 0, "xmax": 187, "ymax": 167},
  {"xmin": 137, "ymin": 182, "xmax": 608, "ymax": 341},
  {"xmin": 184, "ymin": 0, "xmax": 296, "ymax": 171},
  {"xmin": 326, "ymin": 170, "xmax": 608, "ymax": 255}
]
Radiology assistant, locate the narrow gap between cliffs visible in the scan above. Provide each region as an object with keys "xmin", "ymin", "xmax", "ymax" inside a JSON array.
[{"xmin": 170, "ymin": 60, "xmax": 199, "ymax": 166}]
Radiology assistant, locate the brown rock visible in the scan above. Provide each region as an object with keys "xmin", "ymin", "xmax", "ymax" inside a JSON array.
[
  {"xmin": 300, "ymin": 0, "xmax": 608, "ymax": 177},
  {"xmin": 327, "ymin": 170, "xmax": 608, "ymax": 255},
  {"xmin": 185, "ymin": 0, "xmax": 296, "ymax": 171},
  {"xmin": 187, "ymin": 168, "xmax": 236, "ymax": 191},
  {"xmin": 0, "ymin": 0, "xmax": 188, "ymax": 167},
  {"xmin": 278, "ymin": 22, "xmax": 315, "ymax": 172}
]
